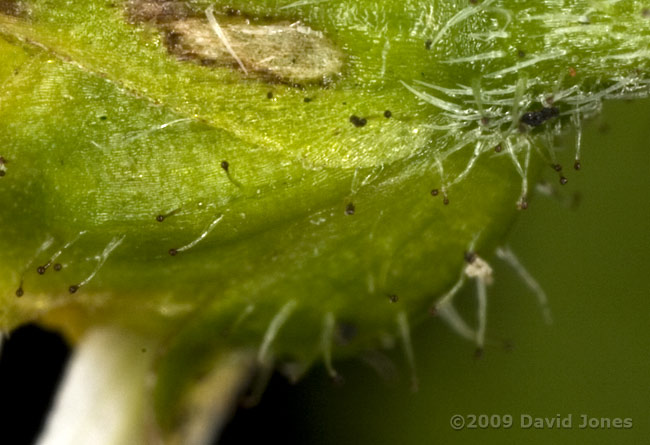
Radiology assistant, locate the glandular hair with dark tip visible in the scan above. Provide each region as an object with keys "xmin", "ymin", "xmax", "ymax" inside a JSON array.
[
  {"xmin": 54, "ymin": 263, "xmax": 63, "ymax": 271},
  {"xmin": 464, "ymin": 251, "xmax": 477, "ymax": 264},
  {"xmin": 384, "ymin": 110, "xmax": 392, "ymax": 118},
  {"xmin": 520, "ymin": 106, "xmax": 560, "ymax": 127},
  {"xmin": 221, "ymin": 160, "xmax": 229, "ymax": 172}
]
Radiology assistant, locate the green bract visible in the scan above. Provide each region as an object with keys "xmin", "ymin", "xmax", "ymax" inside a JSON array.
[{"xmin": 0, "ymin": 0, "xmax": 648, "ymax": 442}]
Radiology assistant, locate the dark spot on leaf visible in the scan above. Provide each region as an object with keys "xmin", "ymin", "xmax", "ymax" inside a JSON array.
[
  {"xmin": 335, "ymin": 321, "xmax": 358, "ymax": 345},
  {"xmin": 384, "ymin": 110, "xmax": 392, "ymax": 118},
  {"xmin": 431, "ymin": 189, "xmax": 439, "ymax": 196},
  {"xmin": 37, "ymin": 266, "xmax": 46, "ymax": 275},
  {"xmin": 349, "ymin": 115, "xmax": 367, "ymax": 127},
  {"xmin": 0, "ymin": 0, "xmax": 28, "ymax": 18},
  {"xmin": 221, "ymin": 160, "xmax": 229, "ymax": 172},
  {"xmin": 552, "ymin": 164, "xmax": 562, "ymax": 172},
  {"xmin": 99, "ymin": 115, "xmax": 107, "ymax": 121},
  {"xmin": 388, "ymin": 294, "xmax": 399, "ymax": 303},
  {"xmin": 517, "ymin": 49, "xmax": 526, "ymax": 58},
  {"xmin": 15, "ymin": 287, "xmax": 23, "ymax": 297},
  {"xmin": 520, "ymin": 107, "xmax": 559, "ymax": 127},
  {"xmin": 443, "ymin": 197, "xmax": 450, "ymax": 205},
  {"xmin": 494, "ymin": 144, "xmax": 502, "ymax": 153},
  {"xmin": 303, "ymin": 97, "xmax": 312, "ymax": 103},
  {"xmin": 267, "ymin": 91, "xmax": 273, "ymax": 99},
  {"xmin": 345, "ymin": 203, "xmax": 355, "ymax": 215},
  {"xmin": 559, "ymin": 176, "xmax": 568, "ymax": 185},
  {"xmin": 156, "ymin": 214, "xmax": 165, "ymax": 222},
  {"xmin": 0, "ymin": 170, "xmax": 5, "ymax": 177},
  {"xmin": 574, "ymin": 160, "xmax": 581, "ymax": 170},
  {"xmin": 54, "ymin": 263, "xmax": 62, "ymax": 271},
  {"xmin": 424, "ymin": 39, "xmax": 432, "ymax": 50}
]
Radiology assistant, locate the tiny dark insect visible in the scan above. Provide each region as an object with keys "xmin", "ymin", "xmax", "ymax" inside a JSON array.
[
  {"xmin": 431, "ymin": 189, "xmax": 439, "ymax": 196},
  {"xmin": 349, "ymin": 115, "xmax": 367, "ymax": 128},
  {"xmin": 520, "ymin": 107, "xmax": 559, "ymax": 127},
  {"xmin": 345, "ymin": 203, "xmax": 355, "ymax": 215}
]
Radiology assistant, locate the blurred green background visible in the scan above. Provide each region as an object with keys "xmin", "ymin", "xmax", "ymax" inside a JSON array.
[{"xmin": 220, "ymin": 98, "xmax": 650, "ymax": 445}]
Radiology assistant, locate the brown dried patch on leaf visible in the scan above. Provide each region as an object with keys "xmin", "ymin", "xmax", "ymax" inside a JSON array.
[
  {"xmin": 125, "ymin": 0, "xmax": 194, "ymax": 24},
  {"xmin": 126, "ymin": 0, "xmax": 344, "ymax": 84},
  {"xmin": 0, "ymin": 0, "xmax": 29, "ymax": 18}
]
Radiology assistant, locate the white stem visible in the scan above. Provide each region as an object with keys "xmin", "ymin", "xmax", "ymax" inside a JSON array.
[{"xmin": 37, "ymin": 328, "xmax": 154, "ymax": 445}]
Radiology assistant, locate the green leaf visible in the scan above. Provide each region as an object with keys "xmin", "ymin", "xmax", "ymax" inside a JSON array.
[{"xmin": 0, "ymin": 0, "xmax": 648, "ymax": 442}]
